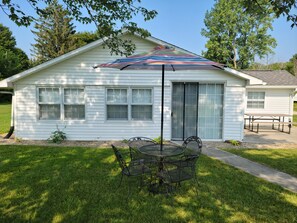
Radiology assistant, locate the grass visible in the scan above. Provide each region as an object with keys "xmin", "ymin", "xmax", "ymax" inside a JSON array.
[
  {"xmin": 223, "ymin": 149, "xmax": 297, "ymax": 177},
  {"xmin": 0, "ymin": 102, "xmax": 11, "ymax": 134},
  {"xmin": 0, "ymin": 145, "xmax": 297, "ymax": 222}
]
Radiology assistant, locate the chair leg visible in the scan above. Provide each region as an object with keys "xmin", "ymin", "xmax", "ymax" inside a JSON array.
[
  {"xmin": 193, "ymin": 175, "xmax": 199, "ymax": 196},
  {"xmin": 117, "ymin": 173, "xmax": 124, "ymax": 189}
]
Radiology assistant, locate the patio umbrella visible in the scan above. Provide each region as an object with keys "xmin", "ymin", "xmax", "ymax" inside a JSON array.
[{"xmin": 94, "ymin": 45, "xmax": 223, "ymax": 150}]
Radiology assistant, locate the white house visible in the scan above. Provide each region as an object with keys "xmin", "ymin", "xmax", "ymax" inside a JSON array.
[
  {"xmin": 242, "ymin": 70, "xmax": 297, "ymax": 121},
  {"xmin": 1, "ymin": 33, "xmax": 295, "ymax": 141}
]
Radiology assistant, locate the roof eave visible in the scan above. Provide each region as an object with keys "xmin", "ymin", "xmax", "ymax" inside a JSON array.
[
  {"xmin": 223, "ymin": 67, "xmax": 265, "ymax": 85},
  {"xmin": 246, "ymin": 85, "xmax": 297, "ymax": 89},
  {"xmin": 1, "ymin": 36, "xmax": 109, "ymax": 86}
]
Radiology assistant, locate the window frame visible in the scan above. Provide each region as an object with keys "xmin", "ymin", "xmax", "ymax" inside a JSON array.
[
  {"xmin": 131, "ymin": 88, "xmax": 153, "ymax": 120},
  {"xmin": 105, "ymin": 87, "xmax": 153, "ymax": 121},
  {"xmin": 106, "ymin": 88, "xmax": 129, "ymax": 120},
  {"xmin": 247, "ymin": 91, "xmax": 265, "ymax": 109},
  {"xmin": 63, "ymin": 88, "xmax": 86, "ymax": 120},
  {"xmin": 37, "ymin": 86, "xmax": 86, "ymax": 121},
  {"xmin": 37, "ymin": 87, "xmax": 61, "ymax": 120}
]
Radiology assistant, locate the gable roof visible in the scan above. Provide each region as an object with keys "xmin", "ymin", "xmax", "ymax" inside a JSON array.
[
  {"xmin": 241, "ymin": 70, "xmax": 297, "ymax": 86},
  {"xmin": 0, "ymin": 32, "xmax": 262, "ymax": 87}
]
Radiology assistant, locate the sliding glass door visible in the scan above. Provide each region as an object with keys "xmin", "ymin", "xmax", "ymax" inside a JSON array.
[{"xmin": 171, "ymin": 83, "xmax": 224, "ymax": 140}]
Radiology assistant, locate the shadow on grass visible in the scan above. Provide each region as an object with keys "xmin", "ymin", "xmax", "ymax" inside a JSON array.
[{"xmin": 0, "ymin": 145, "xmax": 296, "ymax": 222}]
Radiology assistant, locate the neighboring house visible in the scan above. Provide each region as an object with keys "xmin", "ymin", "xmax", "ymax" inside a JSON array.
[
  {"xmin": 0, "ymin": 33, "xmax": 286, "ymax": 142},
  {"xmin": 242, "ymin": 70, "xmax": 297, "ymax": 121}
]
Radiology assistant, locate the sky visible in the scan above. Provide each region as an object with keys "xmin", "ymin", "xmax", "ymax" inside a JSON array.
[{"xmin": 0, "ymin": 0, "xmax": 297, "ymax": 63}]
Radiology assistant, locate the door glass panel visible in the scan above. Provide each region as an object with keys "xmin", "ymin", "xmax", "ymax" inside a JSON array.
[
  {"xmin": 197, "ymin": 84, "xmax": 223, "ymax": 139},
  {"xmin": 184, "ymin": 83, "xmax": 198, "ymax": 138},
  {"xmin": 171, "ymin": 83, "xmax": 184, "ymax": 139}
]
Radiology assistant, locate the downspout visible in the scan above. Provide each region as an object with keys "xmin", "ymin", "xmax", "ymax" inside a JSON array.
[{"xmin": 0, "ymin": 91, "xmax": 14, "ymax": 138}]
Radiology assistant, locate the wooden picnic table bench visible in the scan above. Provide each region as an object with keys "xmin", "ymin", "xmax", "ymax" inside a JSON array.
[
  {"xmin": 250, "ymin": 120, "xmax": 297, "ymax": 134},
  {"xmin": 244, "ymin": 113, "xmax": 295, "ymax": 134}
]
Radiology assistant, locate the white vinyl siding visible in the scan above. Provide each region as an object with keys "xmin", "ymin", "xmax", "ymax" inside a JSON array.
[
  {"xmin": 223, "ymin": 87, "xmax": 245, "ymax": 141},
  {"xmin": 247, "ymin": 92, "xmax": 265, "ymax": 109}
]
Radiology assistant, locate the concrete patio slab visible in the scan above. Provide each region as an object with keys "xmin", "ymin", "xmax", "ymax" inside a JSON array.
[{"xmin": 243, "ymin": 125, "xmax": 297, "ymax": 144}]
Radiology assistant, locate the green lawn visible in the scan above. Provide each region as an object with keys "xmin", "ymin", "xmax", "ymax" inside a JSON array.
[
  {"xmin": 223, "ymin": 149, "xmax": 297, "ymax": 177},
  {"xmin": 0, "ymin": 145, "xmax": 297, "ymax": 222},
  {"xmin": 0, "ymin": 103, "xmax": 11, "ymax": 134}
]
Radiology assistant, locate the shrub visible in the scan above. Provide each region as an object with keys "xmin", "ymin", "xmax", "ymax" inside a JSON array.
[{"xmin": 48, "ymin": 126, "xmax": 67, "ymax": 144}]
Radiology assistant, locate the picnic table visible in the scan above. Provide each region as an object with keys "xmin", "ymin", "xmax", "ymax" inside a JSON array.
[{"xmin": 244, "ymin": 113, "xmax": 294, "ymax": 134}]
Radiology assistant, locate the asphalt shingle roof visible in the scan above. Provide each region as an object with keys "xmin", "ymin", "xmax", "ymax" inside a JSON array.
[{"xmin": 241, "ymin": 70, "xmax": 297, "ymax": 86}]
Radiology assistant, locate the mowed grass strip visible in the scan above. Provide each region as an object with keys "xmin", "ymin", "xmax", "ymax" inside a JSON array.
[
  {"xmin": 0, "ymin": 145, "xmax": 296, "ymax": 223},
  {"xmin": 224, "ymin": 148, "xmax": 297, "ymax": 177},
  {"xmin": 0, "ymin": 103, "xmax": 11, "ymax": 134}
]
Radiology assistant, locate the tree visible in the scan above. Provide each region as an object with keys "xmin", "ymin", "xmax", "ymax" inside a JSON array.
[
  {"xmin": 73, "ymin": 31, "xmax": 99, "ymax": 48},
  {"xmin": 0, "ymin": 0, "xmax": 157, "ymax": 56},
  {"xmin": 201, "ymin": 0, "xmax": 277, "ymax": 69},
  {"xmin": 286, "ymin": 53, "xmax": 297, "ymax": 75},
  {"xmin": 0, "ymin": 24, "xmax": 29, "ymax": 80},
  {"xmin": 242, "ymin": 0, "xmax": 297, "ymax": 28},
  {"xmin": 31, "ymin": 0, "xmax": 78, "ymax": 64}
]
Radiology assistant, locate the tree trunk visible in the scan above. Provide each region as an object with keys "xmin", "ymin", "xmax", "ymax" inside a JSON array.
[
  {"xmin": 232, "ymin": 45, "xmax": 237, "ymax": 69},
  {"xmin": 293, "ymin": 59, "xmax": 297, "ymax": 76}
]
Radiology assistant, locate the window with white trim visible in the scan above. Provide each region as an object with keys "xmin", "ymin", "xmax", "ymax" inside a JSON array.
[
  {"xmin": 131, "ymin": 89, "xmax": 152, "ymax": 120},
  {"xmin": 106, "ymin": 89, "xmax": 128, "ymax": 120},
  {"xmin": 37, "ymin": 87, "xmax": 85, "ymax": 120},
  {"xmin": 106, "ymin": 88, "xmax": 153, "ymax": 120},
  {"xmin": 38, "ymin": 87, "xmax": 61, "ymax": 120},
  {"xmin": 64, "ymin": 88, "xmax": 85, "ymax": 120},
  {"xmin": 247, "ymin": 92, "xmax": 265, "ymax": 109}
]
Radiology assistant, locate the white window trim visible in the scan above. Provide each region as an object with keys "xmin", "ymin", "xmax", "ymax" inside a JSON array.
[
  {"xmin": 37, "ymin": 86, "xmax": 86, "ymax": 121},
  {"xmin": 37, "ymin": 87, "xmax": 61, "ymax": 120},
  {"xmin": 63, "ymin": 87, "xmax": 86, "ymax": 120},
  {"xmin": 105, "ymin": 87, "xmax": 154, "ymax": 121},
  {"xmin": 247, "ymin": 91, "xmax": 265, "ymax": 109}
]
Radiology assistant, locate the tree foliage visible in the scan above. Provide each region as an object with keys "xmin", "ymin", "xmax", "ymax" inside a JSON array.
[
  {"xmin": 201, "ymin": 0, "xmax": 277, "ymax": 69},
  {"xmin": 0, "ymin": 24, "xmax": 29, "ymax": 80},
  {"xmin": 72, "ymin": 31, "xmax": 99, "ymax": 48},
  {"xmin": 0, "ymin": 0, "xmax": 157, "ymax": 56},
  {"xmin": 31, "ymin": 0, "xmax": 78, "ymax": 64},
  {"xmin": 249, "ymin": 53, "xmax": 297, "ymax": 75},
  {"xmin": 242, "ymin": 0, "xmax": 297, "ymax": 28}
]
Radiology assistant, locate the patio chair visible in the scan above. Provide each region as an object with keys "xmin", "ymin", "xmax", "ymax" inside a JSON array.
[
  {"xmin": 111, "ymin": 145, "xmax": 151, "ymax": 193},
  {"xmin": 165, "ymin": 136, "xmax": 202, "ymax": 165},
  {"xmin": 128, "ymin": 137, "xmax": 158, "ymax": 164},
  {"xmin": 157, "ymin": 155, "xmax": 199, "ymax": 194},
  {"xmin": 182, "ymin": 136, "xmax": 202, "ymax": 158}
]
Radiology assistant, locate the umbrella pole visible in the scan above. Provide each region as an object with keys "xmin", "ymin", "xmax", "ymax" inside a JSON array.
[{"xmin": 160, "ymin": 65, "xmax": 165, "ymax": 151}]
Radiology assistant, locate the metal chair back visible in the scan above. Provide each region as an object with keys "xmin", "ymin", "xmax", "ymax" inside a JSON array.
[
  {"xmin": 182, "ymin": 136, "xmax": 202, "ymax": 157},
  {"xmin": 128, "ymin": 137, "xmax": 157, "ymax": 160},
  {"xmin": 112, "ymin": 145, "xmax": 130, "ymax": 175}
]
